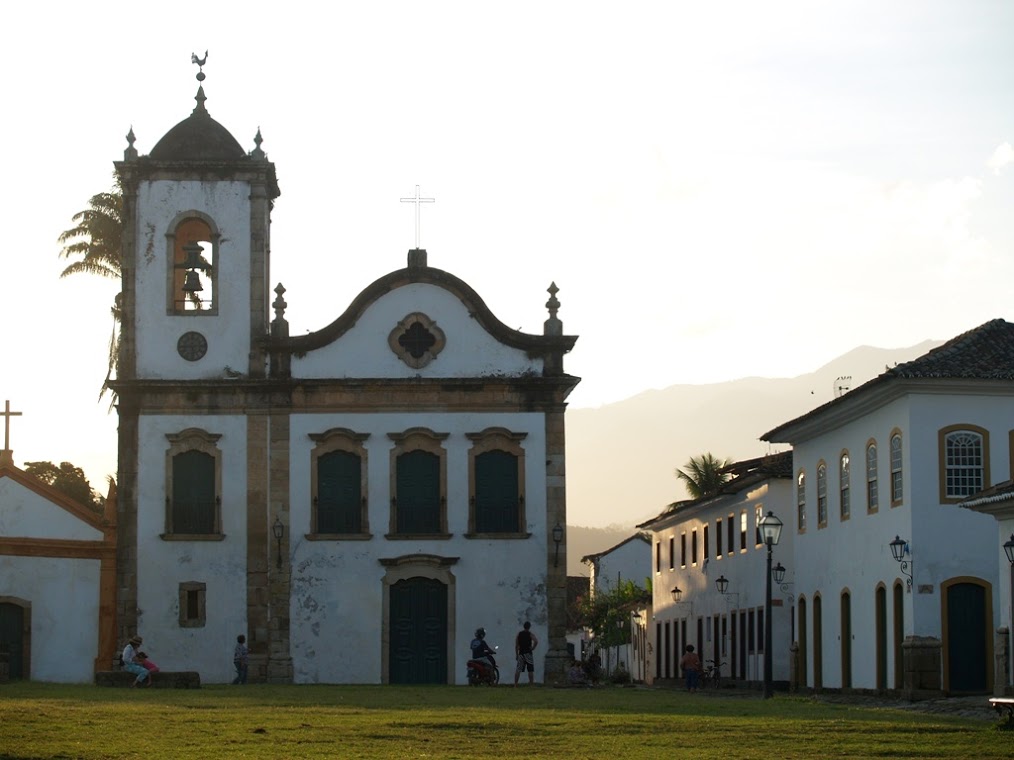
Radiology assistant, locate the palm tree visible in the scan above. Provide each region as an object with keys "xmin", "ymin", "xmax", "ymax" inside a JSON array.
[
  {"xmin": 675, "ymin": 453, "xmax": 733, "ymax": 499},
  {"xmin": 58, "ymin": 186, "xmax": 123, "ymax": 402}
]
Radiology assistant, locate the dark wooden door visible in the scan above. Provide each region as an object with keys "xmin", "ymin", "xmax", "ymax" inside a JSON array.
[
  {"xmin": 947, "ymin": 582, "xmax": 987, "ymax": 692},
  {"xmin": 0, "ymin": 603, "xmax": 25, "ymax": 679},
  {"xmin": 389, "ymin": 577, "xmax": 447, "ymax": 684}
]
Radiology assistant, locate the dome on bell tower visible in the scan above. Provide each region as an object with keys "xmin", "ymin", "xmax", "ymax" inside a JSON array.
[{"xmin": 149, "ymin": 85, "xmax": 245, "ymax": 161}]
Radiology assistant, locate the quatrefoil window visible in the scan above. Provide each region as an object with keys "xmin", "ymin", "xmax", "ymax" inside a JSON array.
[{"xmin": 389, "ymin": 312, "xmax": 446, "ymax": 369}]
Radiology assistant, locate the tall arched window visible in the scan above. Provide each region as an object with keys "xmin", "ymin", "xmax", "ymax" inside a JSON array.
[
  {"xmin": 797, "ymin": 470, "xmax": 806, "ymax": 532},
  {"xmin": 866, "ymin": 441, "xmax": 878, "ymax": 513},
  {"xmin": 839, "ymin": 451, "xmax": 850, "ymax": 521},
  {"xmin": 816, "ymin": 462, "xmax": 828, "ymax": 527},
  {"xmin": 890, "ymin": 431, "xmax": 904, "ymax": 505}
]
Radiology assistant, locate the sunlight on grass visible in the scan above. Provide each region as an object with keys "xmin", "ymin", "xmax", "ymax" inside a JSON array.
[{"xmin": 0, "ymin": 684, "xmax": 1004, "ymax": 759}]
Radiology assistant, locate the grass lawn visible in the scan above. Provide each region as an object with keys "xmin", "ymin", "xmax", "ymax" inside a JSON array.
[{"xmin": 0, "ymin": 683, "xmax": 1006, "ymax": 759}]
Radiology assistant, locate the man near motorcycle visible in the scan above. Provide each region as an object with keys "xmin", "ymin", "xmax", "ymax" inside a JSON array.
[{"xmin": 470, "ymin": 627, "xmax": 496, "ymax": 668}]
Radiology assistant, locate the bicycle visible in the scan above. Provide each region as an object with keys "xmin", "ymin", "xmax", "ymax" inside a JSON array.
[{"xmin": 701, "ymin": 659, "xmax": 726, "ymax": 689}]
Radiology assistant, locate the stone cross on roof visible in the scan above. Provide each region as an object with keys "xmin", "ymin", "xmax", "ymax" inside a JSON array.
[
  {"xmin": 400, "ymin": 185, "xmax": 435, "ymax": 249},
  {"xmin": 2, "ymin": 399, "xmax": 21, "ymax": 451}
]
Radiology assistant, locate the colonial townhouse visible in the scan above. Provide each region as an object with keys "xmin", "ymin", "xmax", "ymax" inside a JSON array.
[
  {"xmin": 638, "ymin": 453, "xmax": 794, "ymax": 687},
  {"xmin": 763, "ymin": 319, "xmax": 1012, "ymax": 695}
]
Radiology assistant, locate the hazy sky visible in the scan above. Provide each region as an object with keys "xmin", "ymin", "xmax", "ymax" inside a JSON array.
[{"xmin": 3, "ymin": 1, "xmax": 1013, "ymax": 494}]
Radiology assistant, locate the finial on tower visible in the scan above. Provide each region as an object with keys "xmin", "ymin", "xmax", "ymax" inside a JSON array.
[
  {"xmin": 250, "ymin": 127, "xmax": 266, "ymax": 159},
  {"xmin": 544, "ymin": 282, "xmax": 563, "ymax": 336},
  {"xmin": 192, "ymin": 50, "xmax": 208, "ymax": 81},
  {"xmin": 124, "ymin": 126, "xmax": 138, "ymax": 161}
]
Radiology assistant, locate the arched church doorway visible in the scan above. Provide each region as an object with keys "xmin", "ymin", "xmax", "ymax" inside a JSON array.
[
  {"xmin": 0, "ymin": 599, "xmax": 30, "ymax": 680},
  {"xmin": 389, "ymin": 577, "xmax": 448, "ymax": 684}
]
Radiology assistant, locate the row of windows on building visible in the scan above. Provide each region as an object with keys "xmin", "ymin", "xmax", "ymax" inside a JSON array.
[
  {"xmin": 164, "ymin": 426, "xmax": 530, "ymax": 539},
  {"xmin": 796, "ymin": 426, "xmax": 992, "ymax": 532},
  {"xmin": 654, "ymin": 505, "xmax": 767, "ymax": 573}
]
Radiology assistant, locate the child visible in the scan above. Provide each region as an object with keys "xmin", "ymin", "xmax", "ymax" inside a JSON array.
[
  {"xmin": 138, "ymin": 651, "xmax": 160, "ymax": 674},
  {"xmin": 232, "ymin": 634, "xmax": 249, "ymax": 685}
]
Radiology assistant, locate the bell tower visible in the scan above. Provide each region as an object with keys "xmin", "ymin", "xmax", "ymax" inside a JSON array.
[{"xmin": 115, "ymin": 58, "xmax": 279, "ymax": 382}]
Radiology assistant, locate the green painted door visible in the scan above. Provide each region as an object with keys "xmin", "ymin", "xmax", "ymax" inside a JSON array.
[
  {"xmin": 0, "ymin": 603, "xmax": 25, "ymax": 679},
  {"xmin": 947, "ymin": 582, "xmax": 987, "ymax": 692},
  {"xmin": 389, "ymin": 577, "xmax": 447, "ymax": 684},
  {"xmin": 395, "ymin": 451, "xmax": 440, "ymax": 534}
]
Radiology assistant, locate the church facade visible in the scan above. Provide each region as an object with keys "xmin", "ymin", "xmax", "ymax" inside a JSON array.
[{"xmin": 112, "ymin": 72, "xmax": 578, "ymax": 684}]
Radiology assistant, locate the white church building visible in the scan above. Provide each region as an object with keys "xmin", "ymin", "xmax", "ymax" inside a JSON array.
[{"xmin": 110, "ymin": 65, "xmax": 579, "ymax": 684}]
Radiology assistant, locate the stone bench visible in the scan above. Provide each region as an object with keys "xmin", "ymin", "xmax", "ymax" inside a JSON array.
[
  {"xmin": 989, "ymin": 697, "xmax": 1014, "ymax": 726},
  {"xmin": 95, "ymin": 671, "xmax": 201, "ymax": 688}
]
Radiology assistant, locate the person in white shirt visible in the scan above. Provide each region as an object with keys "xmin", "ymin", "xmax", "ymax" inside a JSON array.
[{"xmin": 122, "ymin": 635, "xmax": 151, "ymax": 687}]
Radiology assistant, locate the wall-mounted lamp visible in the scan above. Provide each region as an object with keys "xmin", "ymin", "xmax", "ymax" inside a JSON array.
[
  {"xmin": 1004, "ymin": 534, "xmax": 1014, "ymax": 566},
  {"xmin": 671, "ymin": 585, "xmax": 693, "ymax": 616},
  {"xmin": 715, "ymin": 575, "xmax": 740, "ymax": 608},
  {"xmin": 889, "ymin": 535, "xmax": 913, "ymax": 593},
  {"xmin": 772, "ymin": 561, "xmax": 795, "ymax": 603},
  {"xmin": 272, "ymin": 516, "xmax": 285, "ymax": 569},
  {"xmin": 552, "ymin": 523, "xmax": 564, "ymax": 568}
]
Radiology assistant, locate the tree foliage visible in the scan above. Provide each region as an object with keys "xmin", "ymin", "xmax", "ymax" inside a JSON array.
[
  {"xmin": 57, "ymin": 184, "xmax": 123, "ymax": 402},
  {"xmin": 24, "ymin": 461, "xmax": 104, "ymax": 511},
  {"xmin": 675, "ymin": 452, "xmax": 733, "ymax": 499},
  {"xmin": 576, "ymin": 578, "xmax": 651, "ymax": 649}
]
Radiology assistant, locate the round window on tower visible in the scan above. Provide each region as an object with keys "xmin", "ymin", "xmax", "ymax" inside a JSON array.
[{"xmin": 177, "ymin": 331, "xmax": 208, "ymax": 361}]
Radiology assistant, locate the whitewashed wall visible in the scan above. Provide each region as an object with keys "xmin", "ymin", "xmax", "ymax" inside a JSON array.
[
  {"xmin": 287, "ymin": 410, "xmax": 548, "ymax": 684},
  {"xmin": 791, "ymin": 392, "xmax": 1004, "ymax": 690},
  {"xmin": 135, "ymin": 414, "xmax": 249, "ymax": 682},
  {"xmin": 133, "ymin": 180, "xmax": 252, "ymax": 380}
]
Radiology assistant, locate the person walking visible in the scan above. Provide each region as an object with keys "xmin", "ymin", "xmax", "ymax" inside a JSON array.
[
  {"xmin": 513, "ymin": 621, "xmax": 539, "ymax": 687},
  {"xmin": 680, "ymin": 644, "xmax": 701, "ymax": 693}
]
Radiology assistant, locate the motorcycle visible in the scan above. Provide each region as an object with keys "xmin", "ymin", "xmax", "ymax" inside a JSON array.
[{"xmin": 467, "ymin": 646, "xmax": 499, "ymax": 686}]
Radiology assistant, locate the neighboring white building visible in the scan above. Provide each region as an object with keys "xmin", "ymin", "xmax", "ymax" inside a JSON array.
[
  {"xmin": 0, "ymin": 448, "xmax": 117, "ymax": 682},
  {"xmin": 579, "ymin": 533, "xmax": 651, "ymax": 678},
  {"xmin": 763, "ymin": 319, "xmax": 1012, "ymax": 695},
  {"xmin": 581, "ymin": 533, "xmax": 651, "ymax": 596},
  {"xmin": 638, "ymin": 453, "xmax": 795, "ymax": 687},
  {"xmin": 111, "ymin": 68, "xmax": 578, "ymax": 684}
]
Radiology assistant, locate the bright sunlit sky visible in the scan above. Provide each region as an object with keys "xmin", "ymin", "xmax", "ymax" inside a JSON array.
[{"xmin": 3, "ymin": 1, "xmax": 1014, "ymax": 493}]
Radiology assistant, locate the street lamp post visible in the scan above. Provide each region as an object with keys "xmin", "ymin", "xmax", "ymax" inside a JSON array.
[{"xmin": 758, "ymin": 510, "xmax": 783, "ymax": 699}]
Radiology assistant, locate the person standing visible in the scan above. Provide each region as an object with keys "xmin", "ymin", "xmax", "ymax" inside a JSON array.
[
  {"xmin": 122, "ymin": 635, "xmax": 151, "ymax": 688},
  {"xmin": 680, "ymin": 644, "xmax": 701, "ymax": 693},
  {"xmin": 513, "ymin": 621, "xmax": 538, "ymax": 687},
  {"xmin": 232, "ymin": 634, "xmax": 249, "ymax": 685}
]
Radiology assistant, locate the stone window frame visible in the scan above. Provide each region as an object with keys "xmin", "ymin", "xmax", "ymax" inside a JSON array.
[
  {"xmin": 839, "ymin": 450, "xmax": 851, "ymax": 522},
  {"xmin": 388, "ymin": 312, "xmax": 447, "ymax": 369},
  {"xmin": 796, "ymin": 470, "xmax": 806, "ymax": 534},
  {"xmin": 307, "ymin": 427, "xmax": 371, "ymax": 540},
  {"xmin": 464, "ymin": 427, "xmax": 530, "ymax": 538},
  {"xmin": 178, "ymin": 581, "xmax": 207, "ymax": 628},
  {"xmin": 165, "ymin": 210, "xmax": 220, "ymax": 316},
  {"xmin": 387, "ymin": 427, "xmax": 450, "ymax": 539},
  {"xmin": 938, "ymin": 424, "xmax": 990, "ymax": 503},
  {"xmin": 163, "ymin": 428, "xmax": 224, "ymax": 540},
  {"xmin": 816, "ymin": 461, "xmax": 828, "ymax": 528},
  {"xmin": 889, "ymin": 430, "xmax": 904, "ymax": 507},
  {"xmin": 866, "ymin": 439, "xmax": 879, "ymax": 514}
]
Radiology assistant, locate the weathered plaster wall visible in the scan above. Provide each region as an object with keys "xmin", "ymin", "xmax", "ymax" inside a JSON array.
[
  {"xmin": 287, "ymin": 410, "xmax": 548, "ymax": 684},
  {"xmin": 135, "ymin": 414, "xmax": 249, "ymax": 682},
  {"xmin": 133, "ymin": 179, "xmax": 252, "ymax": 380},
  {"xmin": 0, "ymin": 555, "xmax": 100, "ymax": 682}
]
